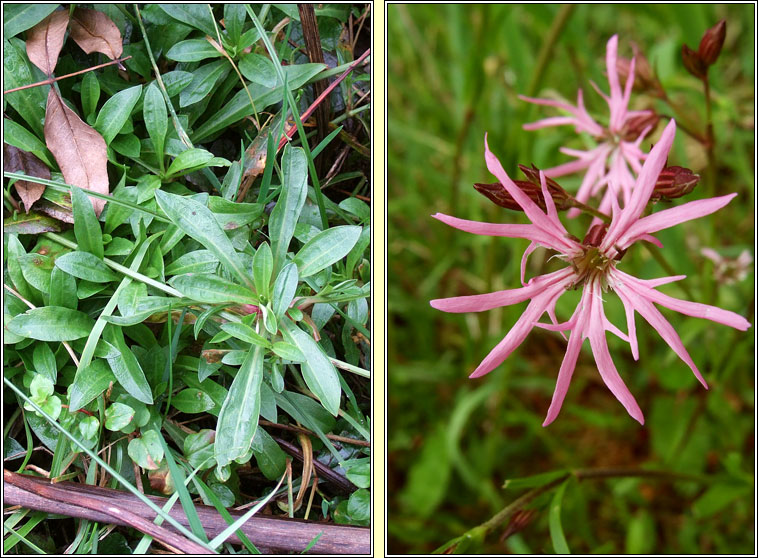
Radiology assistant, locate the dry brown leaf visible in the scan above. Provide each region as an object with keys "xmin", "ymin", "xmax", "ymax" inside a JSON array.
[
  {"xmin": 26, "ymin": 9, "xmax": 69, "ymax": 76},
  {"xmin": 69, "ymin": 7, "xmax": 123, "ymax": 60},
  {"xmin": 3, "ymin": 143, "xmax": 51, "ymax": 213},
  {"xmin": 44, "ymin": 88, "xmax": 109, "ymax": 216}
]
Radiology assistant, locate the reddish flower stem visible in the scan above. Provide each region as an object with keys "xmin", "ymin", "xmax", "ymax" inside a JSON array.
[{"xmin": 3, "ymin": 56, "xmax": 133, "ymax": 95}]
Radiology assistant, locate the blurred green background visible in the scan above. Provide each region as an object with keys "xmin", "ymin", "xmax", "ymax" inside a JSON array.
[{"xmin": 387, "ymin": 4, "xmax": 754, "ymax": 554}]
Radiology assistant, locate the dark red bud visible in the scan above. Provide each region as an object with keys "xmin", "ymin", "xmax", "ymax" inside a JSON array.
[
  {"xmin": 650, "ymin": 166, "xmax": 700, "ymax": 202},
  {"xmin": 682, "ymin": 44, "xmax": 707, "ymax": 80},
  {"xmin": 617, "ymin": 47, "xmax": 663, "ymax": 96},
  {"xmin": 473, "ymin": 166, "xmax": 572, "ymax": 212},
  {"xmin": 621, "ymin": 111, "xmax": 660, "ymax": 141},
  {"xmin": 583, "ymin": 223, "xmax": 608, "ymax": 247},
  {"xmin": 698, "ymin": 20, "xmax": 726, "ymax": 65}
]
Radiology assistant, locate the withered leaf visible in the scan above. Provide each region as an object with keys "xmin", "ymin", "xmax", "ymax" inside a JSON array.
[
  {"xmin": 44, "ymin": 88, "xmax": 110, "ymax": 216},
  {"xmin": 3, "ymin": 143, "xmax": 51, "ymax": 212},
  {"xmin": 4, "ymin": 210, "xmax": 62, "ymax": 235},
  {"xmin": 25, "ymin": 9, "xmax": 69, "ymax": 76},
  {"xmin": 69, "ymin": 8, "xmax": 123, "ymax": 61}
]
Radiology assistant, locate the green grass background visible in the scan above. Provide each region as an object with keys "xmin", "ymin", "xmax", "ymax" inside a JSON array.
[{"xmin": 387, "ymin": 4, "xmax": 754, "ymax": 554}]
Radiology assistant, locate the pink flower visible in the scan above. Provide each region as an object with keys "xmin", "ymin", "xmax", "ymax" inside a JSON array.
[
  {"xmin": 431, "ymin": 120, "xmax": 750, "ymax": 425},
  {"xmin": 520, "ymin": 35, "xmax": 656, "ymax": 217}
]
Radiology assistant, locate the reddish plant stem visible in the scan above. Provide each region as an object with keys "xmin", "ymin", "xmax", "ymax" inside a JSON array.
[
  {"xmin": 3, "ymin": 56, "xmax": 132, "ymax": 95},
  {"xmin": 277, "ymin": 48, "xmax": 371, "ymax": 151}
]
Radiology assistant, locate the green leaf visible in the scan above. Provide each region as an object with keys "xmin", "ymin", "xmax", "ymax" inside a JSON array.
[
  {"xmin": 94, "ymin": 85, "xmax": 143, "ymax": 145},
  {"xmin": 4, "ymin": 210, "xmax": 62, "ymax": 235},
  {"xmin": 293, "ymin": 226, "xmax": 362, "ymax": 278},
  {"xmin": 48, "ymin": 266, "xmax": 77, "ymax": 309},
  {"xmin": 55, "ymin": 251, "xmax": 118, "ymax": 283},
  {"xmin": 172, "ymin": 389, "xmax": 215, "ymax": 414},
  {"xmin": 250, "ymin": 428, "xmax": 286, "ymax": 480},
  {"xmin": 154, "ymin": 190, "xmax": 253, "ymax": 288},
  {"xmin": 693, "ymin": 483, "xmax": 752, "ymax": 518},
  {"xmin": 625, "ymin": 511, "xmax": 656, "ymax": 554},
  {"xmin": 105, "ymin": 402, "xmax": 135, "ymax": 431},
  {"xmin": 549, "ymin": 481, "xmax": 570, "ymax": 554},
  {"xmin": 32, "ymin": 343, "xmax": 57, "ymax": 383},
  {"xmin": 165, "ymin": 148, "xmax": 229, "ymax": 178},
  {"xmin": 80, "ymin": 71, "xmax": 100, "ymax": 119},
  {"xmin": 78, "ymin": 416, "xmax": 100, "ymax": 440},
  {"xmin": 344, "ymin": 462, "xmax": 370, "ymax": 489},
  {"xmin": 166, "ymin": 39, "xmax": 224, "ymax": 62},
  {"xmin": 215, "ymin": 345, "xmax": 265, "ymax": 470},
  {"xmin": 207, "ymin": 197, "xmax": 263, "ymax": 230},
  {"xmin": 238, "ymin": 53, "xmax": 277, "ymax": 88},
  {"xmin": 111, "ymin": 134, "xmax": 141, "ymax": 158},
  {"xmin": 252, "ymin": 242, "xmax": 273, "ymax": 300},
  {"xmin": 180, "ymin": 60, "xmax": 230, "ymax": 107},
  {"xmin": 157, "ymin": 4, "xmax": 217, "ymax": 36},
  {"xmin": 220, "ymin": 322, "xmax": 270, "ymax": 348},
  {"xmin": 503, "ymin": 470, "xmax": 570, "ymax": 490},
  {"xmin": 143, "ymin": 82, "xmax": 167, "ymax": 166},
  {"xmin": 3, "ymin": 118, "xmax": 54, "ymax": 167},
  {"xmin": 271, "ymin": 342, "xmax": 305, "ymax": 362},
  {"xmin": 269, "ymin": 146, "xmax": 308, "ymax": 273},
  {"xmin": 68, "ymin": 360, "xmax": 115, "ymax": 411},
  {"xmin": 18, "ymin": 253, "xmax": 53, "ymax": 293},
  {"xmin": 128, "ymin": 430, "xmax": 164, "ymax": 470},
  {"xmin": 103, "ymin": 325, "xmax": 154, "ymax": 405},
  {"xmin": 170, "ymin": 274, "xmax": 257, "ymax": 305},
  {"xmin": 281, "ymin": 319, "xmax": 341, "ymax": 416},
  {"xmin": 7, "ymin": 307, "xmax": 94, "ymax": 341},
  {"xmin": 184, "ymin": 429, "xmax": 216, "ymax": 470},
  {"xmin": 347, "ymin": 489, "xmax": 370, "ymax": 522},
  {"xmin": 165, "ymin": 250, "xmax": 219, "ymax": 276},
  {"xmin": 223, "ymin": 4, "xmax": 245, "ymax": 46},
  {"xmin": 271, "ymin": 263, "xmax": 298, "ymax": 319},
  {"xmin": 4, "ymin": 38, "xmax": 48, "ymax": 137},
  {"xmin": 3, "ymin": 4, "xmax": 59, "ymax": 38},
  {"xmin": 71, "ymin": 186, "xmax": 104, "ymax": 259}
]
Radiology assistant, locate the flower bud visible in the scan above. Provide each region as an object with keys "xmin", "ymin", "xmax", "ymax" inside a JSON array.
[
  {"xmin": 617, "ymin": 46, "xmax": 663, "ymax": 96},
  {"xmin": 473, "ymin": 166, "xmax": 572, "ymax": 212},
  {"xmin": 698, "ymin": 20, "xmax": 726, "ymax": 65},
  {"xmin": 682, "ymin": 44, "xmax": 707, "ymax": 80},
  {"xmin": 650, "ymin": 166, "xmax": 700, "ymax": 202},
  {"xmin": 621, "ymin": 111, "xmax": 660, "ymax": 141},
  {"xmin": 582, "ymin": 223, "xmax": 609, "ymax": 247}
]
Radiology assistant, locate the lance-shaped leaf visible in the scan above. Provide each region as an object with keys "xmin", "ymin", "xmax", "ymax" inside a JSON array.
[
  {"xmin": 71, "ymin": 186, "xmax": 104, "ymax": 259},
  {"xmin": 143, "ymin": 82, "xmax": 167, "ymax": 166},
  {"xmin": 4, "ymin": 143, "xmax": 50, "ymax": 212},
  {"xmin": 94, "ymin": 84, "xmax": 142, "ymax": 145},
  {"xmin": 44, "ymin": 88, "xmax": 109, "ymax": 215},
  {"xmin": 215, "ymin": 344, "xmax": 265, "ymax": 470},
  {"xmin": 4, "ymin": 5, "xmax": 59, "ymax": 39},
  {"xmin": 169, "ymin": 274, "xmax": 257, "ymax": 305},
  {"xmin": 7, "ymin": 307, "xmax": 95, "ymax": 341},
  {"xmin": 103, "ymin": 325, "xmax": 154, "ymax": 404},
  {"xmin": 293, "ymin": 225, "xmax": 362, "ymax": 278},
  {"xmin": 69, "ymin": 7, "xmax": 123, "ymax": 60},
  {"xmin": 25, "ymin": 9, "xmax": 69, "ymax": 76},
  {"xmin": 269, "ymin": 146, "xmax": 308, "ymax": 273},
  {"xmin": 281, "ymin": 318, "xmax": 341, "ymax": 416},
  {"xmin": 154, "ymin": 190, "xmax": 253, "ymax": 289}
]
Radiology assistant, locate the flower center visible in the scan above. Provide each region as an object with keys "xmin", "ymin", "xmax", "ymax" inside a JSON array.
[{"xmin": 569, "ymin": 246, "xmax": 615, "ymax": 290}]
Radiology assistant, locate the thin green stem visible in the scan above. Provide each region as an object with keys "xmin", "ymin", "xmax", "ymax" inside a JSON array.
[
  {"xmin": 42, "ymin": 233, "xmax": 182, "ymax": 298},
  {"xmin": 3, "ymin": 407, "xmax": 22, "ymax": 440},
  {"xmin": 702, "ymin": 76, "xmax": 716, "ymax": 198},
  {"xmin": 643, "ymin": 243, "xmax": 695, "ymax": 299},
  {"xmin": 3, "ymin": 172, "xmax": 171, "ymax": 224},
  {"xmin": 440, "ymin": 466, "xmax": 714, "ymax": 552},
  {"xmin": 248, "ymin": 7, "xmax": 330, "ymax": 230},
  {"xmin": 329, "ymin": 358, "xmax": 370, "ymax": 378},
  {"xmin": 525, "ymin": 5, "xmax": 575, "ymax": 98},
  {"xmin": 134, "ymin": 4, "xmax": 193, "ymax": 149},
  {"xmin": 567, "ymin": 197, "xmax": 611, "ymax": 224}
]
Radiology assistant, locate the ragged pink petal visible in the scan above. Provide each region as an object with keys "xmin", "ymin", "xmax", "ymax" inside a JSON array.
[
  {"xmin": 613, "ymin": 279, "xmax": 709, "ymax": 389},
  {"xmin": 617, "ymin": 194, "xmax": 738, "ymax": 249},
  {"xmin": 431, "ymin": 268, "xmax": 573, "ymax": 313},
  {"xmin": 587, "ymin": 282, "xmax": 645, "ymax": 423}
]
